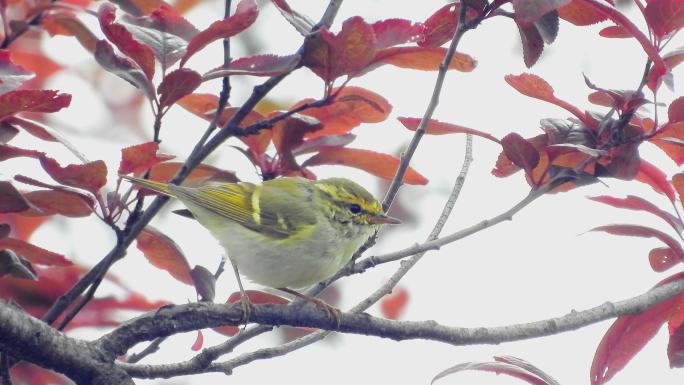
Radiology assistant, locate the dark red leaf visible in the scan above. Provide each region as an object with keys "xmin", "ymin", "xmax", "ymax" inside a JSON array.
[
  {"xmin": 94, "ymin": 40, "xmax": 154, "ymax": 99},
  {"xmin": 588, "ymin": 195, "xmax": 682, "ymax": 233},
  {"xmin": 0, "ymin": 50, "xmax": 33, "ymax": 95},
  {"xmin": 372, "ymin": 18, "xmax": 423, "ymax": 49},
  {"xmin": 23, "ymin": 190, "xmax": 94, "ymax": 217},
  {"xmin": 591, "ymin": 271, "xmax": 684, "ymax": 385},
  {"xmin": 0, "ymin": 181, "xmax": 30, "ymax": 213},
  {"xmin": 380, "ymin": 286, "xmax": 409, "ymax": 320},
  {"xmin": 669, "ymin": 96, "xmax": 684, "ymax": 122},
  {"xmin": 137, "ymin": 226, "xmax": 193, "ymax": 285},
  {"xmin": 190, "ymin": 265, "xmax": 215, "ymax": 302},
  {"xmin": 419, "ymin": 3, "xmax": 459, "ymax": 48},
  {"xmin": 40, "ymin": 156, "xmax": 107, "ymax": 194},
  {"xmin": 0, "ymin": 90, "xmax": 71, "ymax": 120},
  {"xmin": 272, "ymin": 114, "xmax": 323, "ymax": 171},
  {"xmin": 663, "ymin": 48, "xmax": 684, "ymax": 71},
  {"xmin": 158, "ymin": 68, "xmax": 201, "ymax": 110},
  {"xmin": 0, "ymin": 144, "xmax": 43, "ymax": 161},
  {"xmin": 644, "ymin": 0, "xmax": 684, "ymax": 39},
  {"xmin": 650, "ymin": 122, "xmax": 684, "ymax": 165},
  {"xmin": 398, "ymin": 117, "xmax": 500, "ymax": 143},
  {"xmin": 599, "ymin": 25, "xmax": 631, "ymax": 38},
  {"xmin": 517, "ymin": 20, "xmax": 544, "ymax": 67},
  {"xmin": 119, "ymin": 141, "xmax": 174, "ymax": 175},
  {"xmin": 513, "ymin": 0, "xmax": 568, "ymax": 25},
  {"xmin": 203, "ymin": 54, "xmax": 300, "ymax": 79},
  {"xmin": 674, "ymin": 173, "xmax": 684, "ymax": 212},
  {"xmin": 180, "ymin": 0, "xmax": 258, "ymax": 67},
  {"xmin": 635, "ymin": 159, "xmax": 676, "ymax": 201},
  {"xmin": 146, "ymin": 3, "xmax": 199, "ymax": 41},
  {"xmin": 0, "ymin": 238, "xmax": 71, "ymax": 266},
  {"xmin": 591, "ymin": 224, "xmax": 684, "ymax": 268},
  {"xmin": 0, "ymin": 122, "xmax": 18, "ymax": 143},
  {"xmin": 668, "ymin": 320, "xmax": 684, "ymax": 367},
  {"xmin": 0, "ymin": 249, "xmax": 37, "ymax": 281},
  {"xmin": 294, "ymin": 86, "xmax": 391, "ymax": 138},
  {"xmin": 501, "ymin": 132, "xmax": 540, "ymax": 174},
  {"xmin": 5, "ymin": 117, "xmax": 57, "ymax": 142},
  {"xmin": 302, "ymin": 147, "xmax": 428, "ymax": 185},
  {"xmin": 99, "ymin": 3, "xmax": 156, "ymax": 80}
]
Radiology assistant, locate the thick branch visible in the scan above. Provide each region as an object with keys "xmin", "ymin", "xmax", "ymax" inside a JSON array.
[
  {"xmin": 106, "ymin": 277, "xmax": 684, "ymax": 379},
  {"xmin": 0, "ymin": 301, "xmax": 132, "ymax": 385}
]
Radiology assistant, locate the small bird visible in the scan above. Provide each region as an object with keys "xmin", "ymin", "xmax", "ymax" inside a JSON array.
[{"xmin": 121, "ymin": 175, "xmax": 401, "ymax": 293}]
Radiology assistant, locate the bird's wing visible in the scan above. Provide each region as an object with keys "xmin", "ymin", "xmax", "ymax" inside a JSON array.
[{"xmin": 169, "ymin": 180, "xmax": 317, "ymax": 238}]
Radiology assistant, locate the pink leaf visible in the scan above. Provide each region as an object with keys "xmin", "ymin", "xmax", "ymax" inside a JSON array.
[{"xmin": 158, "ymin": 68, "xmax": 201, "ymax": 110}]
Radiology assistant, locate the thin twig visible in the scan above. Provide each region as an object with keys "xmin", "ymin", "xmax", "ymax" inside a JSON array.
[{"xmin": 126, "ymin": 337, "xmax": 167, "ymax": 364}]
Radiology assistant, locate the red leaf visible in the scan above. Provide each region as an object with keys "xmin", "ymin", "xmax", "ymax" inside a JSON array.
[
  {"xmin": 501, "ymin": 133, "xmax": 540, "ymax": 175},
  {"xmin": 180, "ymin": 0, "xmax": 258, "ymax": 67},
  {"xmin": 635, "ymin": 159, "xmax": 676, "ymax": 201},
  {"xmin": 158, "ymin": 68, "xmax": 201, "ymax": 110},
  {"xmin": 5, "ymin": 117, "xmax": 57, "ymax": 142},
  {"xmin": 588, "ymin": 195, "xmax": 682, "ymax": 233},
  {"xmin": 0, "ymin": 214, "xmax": 48, "ymax": 241},
  {"xmin": 294, "ymin": 86, "xmax": 391, "ymax": 138},
  {"xmin": 505, "ymin": 73, "xmax": 586, "ymax": 123},
  {"xmin": 191, "ymin": 329, "xmax": 203, "ymax": 351},
  {"xmin": 272, "ymin": 114, "xmax": 323, "ymax": 171},
  {"xmin": 0, "ymin": 122, "xmax": 18, "ymax": 143},
  {"xmin": 372, "ymin": 18, "xmax": 424, "ymax": 49},
  {"xmin": 669, "ymin": 96, "xmax": 684, "ymax": 122},
  {"xmin": 270, "ymin": 0, "xmax": 314, "ymax": 35},
  {"xmin": 668, "ymin": 320, "xmax": 684, "ymax": 367},
  {"xmin": 419, "ymin": 3, "xmax": 459, "ymax": 48},
  {"xmin": 369, "ymin": 47, "xmax": 476, "ymax": 73},
  {"xmin": 591, "ymin": 271, "xmax": 684, "ymax": 385},
  {"xmin": 303, "ymin": 16, "xmax": 377, "ymax": 82},
  {"xmin": 649, "ymin": 247, "xmax": 681, "ymax": 272},
  {"xmin": 40, "ymin": 156, "xmax": 107, "ymax": 194},
  {"xmin": 599, "ymin": 25, "xmax": 631, "ymax": 38},
  {"xmin": 674, "ymin": 173, "xmax": 684, "ymax": 212},
  {"xmin": 512, "ymin": 0, "xmax": 570, "ymax": 25},
  {"xmin": 644, "ymin": 0, "xmax": 684, "ymax": 39},
  {"xmin": 591, "ymin": 224, "xmax": 684, "ymax": 268},
  {"xmin": 203, "ymin": 54, "xmax": 300, "ymax": 79},
  {"xmin": 302, "ymin": 147, "xmax": 428, "ymax": 185},
  {"xmin": 663, "ymin": 48, "xmax": 684, "ymax": 70},
  {"xmin": 517, "ymin": 20, "xmax": 544, "ymax": 67},
  {"xmin": 137, "ymin": 226, "xmax": 193, "ymax": 285},
  {"xmin": 23, "ymin": 190, "xmax": 93, "ymax": 217},
  {"xmin": 41, "ymin": 11, "xmax": 98, "ymax": 53},
  {"xmin": 558, "ymin": 0, "xmax": 608, "ymax": 25},
  {"xmin": 119, "ymin": 141, "xmax": 175, "ymax": 175},
  {"xmin": 650, "ymin": 121, "xmax": 684, "ymax": 165},
  {"xmin": 0, "ymin": 90, "xmax": 71, "ymax": 120},
  {"xmin": 380, "ymin": 286, "xmax": 409, "ymax": 320},
  {"xmin": 99, "ymin": 3, "xmax": 156, "ymax": 80},
  {"xmin": 94, "ymin": 40, "xmax": 154, "ymax": 99},
  {"xmin": 0, "ymin": 181, "xmax": 30, "ymax": 213},
  {"xmin": 0, "ymin": 238, "xmax": 71, "ymax": 266},
  {"xmin": 0, "ymin": 144, "xmax": 43, "ymax": 161},
  {"xmin": 215, "ymin": 290, "xmax": 290, "ymax": 336},
  {"xmin": 398, "ymin": 117, "xmax": 501, "ymax": 143},
  {"xmin": 145, "ymin": 4, "xmax": 199, "ymax": 41},
  {"xmin": 148, "ymin": 162, "xmax": 238, "ymax": 185},
  {"xmin": 0, "ymin": 50, "xmax": 34, "ymax": 95}
]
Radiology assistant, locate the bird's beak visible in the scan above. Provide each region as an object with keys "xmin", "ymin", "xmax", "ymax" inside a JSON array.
[{"xmin": 369, "ymin": 213, "xmax": 402, "ymax": 225}]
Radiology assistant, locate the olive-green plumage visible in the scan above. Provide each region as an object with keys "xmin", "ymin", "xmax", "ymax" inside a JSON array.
[{"xmin": 121, "ymin": 175, "xmax": 399, "ymax": 288}]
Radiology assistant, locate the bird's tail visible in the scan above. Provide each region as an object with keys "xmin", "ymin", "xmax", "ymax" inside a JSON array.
[{"xmin": 120, "ymin": 175, "xmax": 173, "ymax": 196}]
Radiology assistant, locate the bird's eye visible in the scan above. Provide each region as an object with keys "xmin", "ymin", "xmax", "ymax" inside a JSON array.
[{"xmin": 347, "ymin": 203, "xmax": 362, "ymax": 214}]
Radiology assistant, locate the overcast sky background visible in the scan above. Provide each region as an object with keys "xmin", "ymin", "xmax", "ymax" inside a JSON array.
[{"xmin": 5, "ymin": 0, "xmax": 684, "ymax": 384}]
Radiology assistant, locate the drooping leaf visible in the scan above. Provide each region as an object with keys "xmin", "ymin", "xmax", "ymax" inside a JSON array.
[
  {"xmin": 0, "ymin": 90, "xmax": 71, "ymax": 120},
  {"xmin": 203, "ymin": 54, "xmax": 300, "ymax": 79},
  {"xmin": 40, "ymin": 156, "xmax": 107, "ymax": 194},
  {"xmin": 0, "ymin": 144, "xmax": 43, "ymax": 161},
  {"xmin": 591, "ymin": 271, "xmax": 684, "ymax": 385},
  {"xmin": 501, "ymin": 132, "xmax": 540, "ymax": 175},
  {"xmin": 398, "ymin": 117, "xmax": 500, "ymax": 143},
  {"xmin": 635, "ymin": 159, "xmax": 676, "ymax": 201},
  {"xmin": 294, "ymin": 86, "xmax": 391, "ymax": 138},
  {"xmin": 119, "ymin": 141, "xmax": 175, "ymax": 175},
  {"xmin": 191, "ymin": 329, "xmax": 204, "ymax": 351},
  {"xmin": 0, "ymin": 238, "xmax": 71, "ymax": 266},
  {"xmin": 644, "ymin": 0, "xmax": 684, "ymax": 39},
  {"xmin": 590, "ymin": 224, "xmax": 684, "ymax": 268},
  {"xmin": 588, "ymin": 195, "xmax": 682, "ymax": 233},
  {"xmin": 380, "ymin": 286, "xmax": 409, "ymax": 320},
  {"xmin": 0, "ymin": 50, "xmax": 34, "ymax": 95},
  {"xmin": 272, "ymin": 114, "xmax": 323, "ymax": 171},
  {"xmin": 99, "ymin": 3, "xmax": 156, "ymax": 80},
  {"xmin": 158, "ymin": 68, "xmax": 201, "ymax": 110},
  {"xmin": 137, "ymin": 226, "xmax": 193, "ymax": 285},
  {"xmin": 180, "ymin": 0, "xmax": 258, "ymax": 67},
  {"xmin": 512, "ymin": 0, "xmax": 569, "ymax": 25},
  {"xmin": 23, "ymin": 190, "xmax": 93, "ymax": 217},
  {"xmin": 0, "ymin": 181, "xmax": 30, "ymax": 213},
  {"xmin": 517, "ymin": 20, "xmax": 544, "ymax": 67},
  {"xmin": 303, "ymin": 147, "xmax": 428, "ymax": 185},
  {"xmin": 505, "ymin": 73, "xmax": 586, "ymax": 123},
  {"xmin": 94, "ymin": 40, "xmax": 154, "ymax": 99}
]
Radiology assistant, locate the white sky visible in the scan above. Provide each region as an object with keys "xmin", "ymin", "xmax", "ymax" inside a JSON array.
[{"xmin": 4, "ymin": 0, "xmax": 684, "ymax": 384}]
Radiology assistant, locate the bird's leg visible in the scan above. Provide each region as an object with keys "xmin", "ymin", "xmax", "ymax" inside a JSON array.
[
  {"xmin": 229, "ymin": 257, "xmax": 251, "ymax": 328},
  {"xmin": 278, "ymin": 287, "xmax": 341, "ymax": 329}
]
